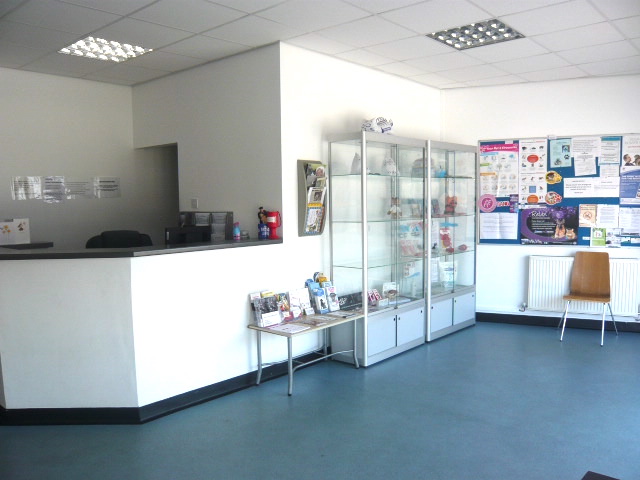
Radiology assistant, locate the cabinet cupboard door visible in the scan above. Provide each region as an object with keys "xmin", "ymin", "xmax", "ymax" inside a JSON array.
[
  {"xmin": 430, "ymin": 299, "xmax": 453, "ymax": 332},
  {"xmin": 453, "ymin": 292, "xmax": 475, "ymax": 325},
  {"xmin": 367, "ymin": 313, "xmax": 396, "ymax": 356},
  {"xmin": 397, "ymin": 307, "xmax": 424, "ymax": 345}
]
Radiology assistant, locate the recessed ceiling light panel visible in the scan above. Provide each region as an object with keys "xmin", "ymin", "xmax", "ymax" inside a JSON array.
[
  {"xmin": 427, "ymin": 19, "xmax": 524, "ymax": 50},
  {"xmin": 58, "ymin": 36, "xmax": 152, "ymax": 63}
]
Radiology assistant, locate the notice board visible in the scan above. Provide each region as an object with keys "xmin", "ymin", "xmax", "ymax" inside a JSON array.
[{"xmin": 478, "ymin": 134, "xmax": 640, "ymax": 247}]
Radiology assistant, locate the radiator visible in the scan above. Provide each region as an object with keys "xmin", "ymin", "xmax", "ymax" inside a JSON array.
[{"xmin": 527, "ymin": 255, "xmax": 640, "ymax": 317}]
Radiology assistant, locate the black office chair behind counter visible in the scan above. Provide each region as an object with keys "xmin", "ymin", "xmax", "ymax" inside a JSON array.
[{"xmin": 86, "ymin": 230, "xmax": 153, "ymax": 248}]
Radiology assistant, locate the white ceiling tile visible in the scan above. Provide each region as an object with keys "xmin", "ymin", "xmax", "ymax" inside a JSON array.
[
  {"xmin": 438, "ymin": 63, "xmax": 508, "ymax": 81},
  {"xmin": 131, "ymin": 0, "xmax": 245, "ymax": 33},
  {"xmin": 469, "ymin": 0, "xmax": 569, "ymax": 17},
  {"xmin": 364, "ymin": 35, "xmax": 451, "ymax": 61},
  {"xmin": 0, "ymin": 20, "xmax": 79, "ymax": 51},
  {"xmin": 285, "ymin": 34, "xmax": 353, "ymax": 54},
  {"xmin": 380, "ymin": 0, "xmax": 492, "ymax": 35},
  {"xmin": 532, "ymin": 22, "xmax": 624, "ymax": 51},
  {"xmin": 83, "ymin": 63, "xmax": 170, "ymax": 83},
  {"xmin": 558, "ymin": 40, "xmax": 638, "ymax": 64},
  {"xmin": 0, "ymin": 41, "xmax": 46, "ymax": 67},
  {"xmin": 335, "ymin": 48, "xmax": 393, "ymax": 66},
  {"xmin": 0, "ymin": 0, "xmax": 26, "ymax": 16},
  {"xmin": 406, "ymin": 51, "xmax": 484, "ymax": 72},
  {"xmin": 502, "ymin": 0, "xmax": 605, "ymax": 36},
  {"xmin": 579, "ymin": 55, "xmax": 640, "ymax": 75},
  {"xmin": 410, "ymin": 71, "xmax": 460, "ymax": 87},
  {"xmin": 92, "ymin": 18, "xmax": 194, "ymax": 49},
  {"xmin": 493, "ymin": 53, "xmax": 570, "ymax": 74},
  {"xmin": 465, "ymin": 74, "xmax": 527, "ymax": 86},
  {"xmin": 592, "ymin": 0, "xmax": 640, "ymax": 20},
  {"xmin": 318, "ymin": 16, "xmax": 414, "ymax": 48},
  {"xmin": 203, "ymin": 15, "xmax": 302, "ymax": 46},
  {"xmin": 206, "ymin": 0, "xmax": 287, "ymax": 14},
  {"xmin": 518, "ymin": 65, "xmax": 588, "ymax": 81},
  {"xmin": 59, "ymin": 0, "xmax": 158, "ymax": 16},
  {"xmin": 633, "ymin": 38, "xmax": 640, "ymax": 49},
  {"xmin": 463, "ymin": 38, "xmax": 549, "ymax": 62},
  {"xmin": 502, "ymin": 0, "xmax": 606, "ymax": 36},
  {"xmin": 125, "ymin": 50, "xmax": 206, "ymax": 71},
  {"xmin": 375, "ymin": 61, "xmax": 426, "ymax": 76},
  {"xmin": 613, "ymin": 16, "xmax": 640, "ymax": 39},
  {"xmin": 21, "ymin": 51, "xmax": 110, "ymax": 76},
  {"xmin": 343, "ymin": 0, "xmax": 426, "ymax": 14},
  {"xmin": 257, "ymin": 0, "xmax": 369, "ymax": 31},
  {"xmin": 5, "ymin": 0, "xmax": 119, "ymax": 35},
  {"xmin": 440, "ymin": 82, "xmax": 472, "ymax": 89},
  {"xmin": 161, "ymin": 35, "xmax": 249, "ymax": 60}
]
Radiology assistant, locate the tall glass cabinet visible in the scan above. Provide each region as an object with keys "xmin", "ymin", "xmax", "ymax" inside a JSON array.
[
  {"xmin": 329, "ymin": 132, "xmax": 426, "ymax": 366},
  {"xmin": 427, "ymin": 142, "xmax": 477, "ymax": 341}
]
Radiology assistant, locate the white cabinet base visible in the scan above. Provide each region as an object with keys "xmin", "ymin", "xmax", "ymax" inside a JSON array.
[
  {"xmin": 428, "ymin": 290, "xmax": 476, "ymax": 342},
  {"xmin": 332, "ymin": 301, "xmax": 425, "ymax": 367}
]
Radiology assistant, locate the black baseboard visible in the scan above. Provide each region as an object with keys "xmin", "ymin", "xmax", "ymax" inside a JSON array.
[
  {"xmin": 477, "ymin": 312, "xmax": 640, "ymax": 333},
  {"xmin": 0, "ymin": 353, "xmax": 318, "ymax": 426}
]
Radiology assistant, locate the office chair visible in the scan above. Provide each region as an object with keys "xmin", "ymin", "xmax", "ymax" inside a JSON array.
[
  {"xmin": 86, "ymin": 230, "xmax": 153, "ymax": 248},
  {"xmin": 559, "ymin": 251, "xmax": 618, "ymax": 346}
]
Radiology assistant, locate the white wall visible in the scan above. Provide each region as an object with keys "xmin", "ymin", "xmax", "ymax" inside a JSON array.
[
  {"xmin": 133, "ymin": 45, "xmax": 283, "ymax": 236},
  {"xmin": 0, "ymin": 68, "xmax": 177, "ymax": 248},
  {"xmin": 122, "ymin": 43, "xmax": 445, "ymax": 399},
  {"xmin": 279, "ymin": 43, "xmax": 442, "ymax": 281},
  {"xmin": 442, "ymin": 75, "xmax": 640, "ymax": 316}
]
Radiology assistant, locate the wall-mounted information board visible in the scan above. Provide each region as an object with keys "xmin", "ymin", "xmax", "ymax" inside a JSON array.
[{"xmin": 478, "ymin": 134, "xmax": 640, "ymax": 247}]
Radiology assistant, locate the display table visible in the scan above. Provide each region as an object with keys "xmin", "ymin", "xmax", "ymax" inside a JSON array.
[{"xmin": 248, "ymin": 311, "xmax": 363, "ymax": 395}]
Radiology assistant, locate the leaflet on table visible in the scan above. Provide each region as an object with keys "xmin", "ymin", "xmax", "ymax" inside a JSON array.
[
  {"xmin": 267, "ymin": 323, "xmax": 310, "ymax": 333},
  {"xmin": 479, "ymin": 142, "xmax": 518, "ymax": 198}
]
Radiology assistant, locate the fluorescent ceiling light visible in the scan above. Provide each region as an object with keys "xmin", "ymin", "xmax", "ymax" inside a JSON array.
[
  {"xmin": 427, "ymin": 19, "xmax": 524, "ymax": 50},
  {"xmin": 58, "ymin": 36, "xmax": 152, "ymax": 62}
]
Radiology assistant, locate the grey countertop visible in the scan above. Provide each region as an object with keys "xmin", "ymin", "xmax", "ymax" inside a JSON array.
[{"xmin": 0, "ymin": 238, "xmax": 282, "ymax": 260}]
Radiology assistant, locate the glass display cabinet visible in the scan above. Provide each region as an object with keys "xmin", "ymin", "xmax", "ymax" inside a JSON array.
[
  {"xmin": 329, "ymin": 132, "xmax": 426, "ymax": 366},
  {"xmin": 427, "ymin": 142, "xmax": 477, "ymax": 341}
]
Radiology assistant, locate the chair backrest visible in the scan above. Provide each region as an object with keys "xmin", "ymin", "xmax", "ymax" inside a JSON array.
[
  {"xmin": 570, "ymin": 251, "xmax": 610, "ymax": 296},
  {"xmin": 86, "ymin": 230, "xmax": 153, "ymax": 248}
]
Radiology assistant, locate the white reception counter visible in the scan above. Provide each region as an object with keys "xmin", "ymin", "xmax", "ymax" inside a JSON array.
[{"xmin": 0, "ymin": 239, "xmax": 321, "ymax": 425}]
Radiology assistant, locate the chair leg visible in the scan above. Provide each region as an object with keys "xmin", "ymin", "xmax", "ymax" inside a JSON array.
[
  {"xmin": 601, "ymin": 303, "xmax": 606, "ymax": 346},
  {"xmin": 560, "ymin": 300, "xmax": 571, "ymax": 341},
  {"xmin": 607, "ymin": 302, "xmax": 618, "ymax": 336}
]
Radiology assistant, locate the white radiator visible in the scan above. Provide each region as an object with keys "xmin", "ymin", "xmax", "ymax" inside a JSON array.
[{"xmin": 527, "ymin": 255, "xmax": 640, "ymax": 317}]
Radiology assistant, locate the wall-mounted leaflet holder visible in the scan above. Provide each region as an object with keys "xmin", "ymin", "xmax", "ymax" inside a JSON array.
[{"xmin": 298, "ymin": 159, "xmax": 327, "ymax": 236}]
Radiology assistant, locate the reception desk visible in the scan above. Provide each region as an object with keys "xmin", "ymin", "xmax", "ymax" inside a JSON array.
[{"xmin": 0, "ymin": 238, "xmax": 322, "ymax": 425}]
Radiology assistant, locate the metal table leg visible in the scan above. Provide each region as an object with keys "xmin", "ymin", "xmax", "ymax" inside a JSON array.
[
  {"xmin": 287, "ymin": 336, "xmax": 294, "ymax": 396},
  {"xmin": 256, "ymin": 330, "xmax": 263, "ymax": 385},
  {"xmin": 353, "ymin": 317, "xmax": 359, "ymax": 369}
]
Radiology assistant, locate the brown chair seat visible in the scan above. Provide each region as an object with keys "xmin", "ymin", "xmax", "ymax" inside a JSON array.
[{"xmin": 559, "ymin": 251, "xmax": 618, "ymax": 346}]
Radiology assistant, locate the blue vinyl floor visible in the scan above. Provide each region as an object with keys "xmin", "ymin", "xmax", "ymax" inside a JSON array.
[{"xmin": 1, "ymin": 322, "xmax": 639, "ymax": 480}]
